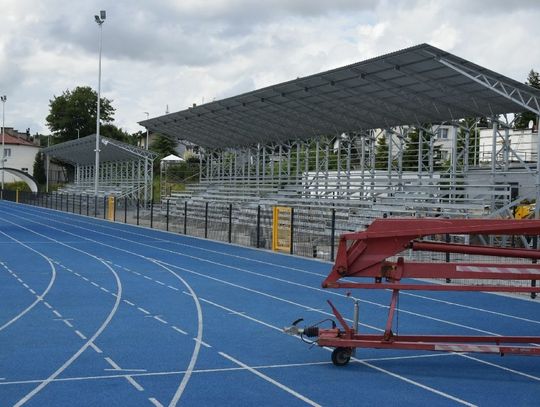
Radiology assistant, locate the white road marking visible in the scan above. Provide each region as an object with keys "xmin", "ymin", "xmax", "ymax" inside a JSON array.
[
  {"xmin": 153, "ymin": 316, "xmax": 167, "ymax": 324},
  {"xmin": 123, "ymin": 300, "xmax": 135, "ymax": 306},
  {"xmin": 137, "ymin": 307, "xmax": 150, "ymax": 315},
  {"xmin": 89, "ymin": 343, "xmax": 103, "ymax": 354},
  {"xmin": 149, "ymin": 398, "xmax": 164, "ymax": 407},
  {"xmin": 171, "ymin": 326, "xmax": 187, "ymax": 335},
  {"xmin": 219, "ymin": 352, "xmax": 322, "ymax": 407},
  {"xmin": 192, "ymin": 338, "xmax": 211, "ymax": 348},
  {"xmin": 75, "ymin": 330, "xmax": 87, "ymax": 340},
  {"xmin": 52, "ymin": 310, "xmax": 62, "ymax": 318},
  {"xmin": 155, "ymin": 280, "xmax": 165, "ymax": 286},
  {"xmin": 167, "ymin": 285, "xmax": 179, "ymax": 291}
]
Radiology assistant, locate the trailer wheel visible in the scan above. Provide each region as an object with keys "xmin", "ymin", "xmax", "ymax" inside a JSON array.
[{"xmin": 331, "ymin": 347, "xmax": 351, "ymax": 366}]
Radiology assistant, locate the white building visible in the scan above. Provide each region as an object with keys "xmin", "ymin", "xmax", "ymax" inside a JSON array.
[{"xmin": 1, "ymin": 133, "xmax": 40, "ymax": 183}]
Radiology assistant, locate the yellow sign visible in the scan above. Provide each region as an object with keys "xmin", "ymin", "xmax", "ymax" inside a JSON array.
[
  {"xmin": 272, "ymin": 206, "xmax": 292, "ymax": 252},
  {"xmin": 107, "ymin": 196, "xmax": 115, "ymax": 221}
]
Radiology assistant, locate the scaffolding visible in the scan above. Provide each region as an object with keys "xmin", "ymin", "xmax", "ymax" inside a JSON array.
[
  {"xmin": 42, "ymin": 134, "xmax": 157, "ymax": 203},
  {"xmin": 140, "ymin": 44, "xmax": 540, "ymax": 219}
]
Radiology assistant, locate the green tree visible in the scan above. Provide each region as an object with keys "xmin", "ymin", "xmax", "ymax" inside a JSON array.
[
  {"xmin": 46, "ymin": 86, "xmax": 115, "ymax": 143},
  {"xmin": 150, "ymin": 133, "xmax": 178, "ymax": 160},
  {"xmin": 374, "ymin": 135, "xmax": 389, "ymax": 169},
  {"xmin": 514, "ymin": 69, "xmax": 540, "ymax": 129},
  {"xmin": 100, "ymin": 124, "xmax": 131, "ymax": 143},
  {"xmin": 32, "ymin": 152, "xmax": 46, "ymax": 185}
]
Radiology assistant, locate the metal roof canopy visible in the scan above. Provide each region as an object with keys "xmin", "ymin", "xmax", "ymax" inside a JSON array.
[
  {"xmin": 140, "ymin": 43, "xmax": 540, "ymax": 149},
  {"xmin": 41, "ymin": 134, "xmax": 157, "ymax": 165}
]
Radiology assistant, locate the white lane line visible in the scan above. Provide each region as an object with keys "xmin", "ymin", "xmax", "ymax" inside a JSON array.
[
  {"xmin": 149, "ymin": 398, "xmax": 164, "ymax": 407},
  {"xmin": 10, "ymin": 206, "xmax": 489, "ymax": 406},
  {"xmin": 81, "ymin": 276, "xmax": 89, "ymax": 282},
  {"xmin": 171, "ymin": 326, "xmax": 187, "ymax": 335},
  {"xmin": 202, "ymin": 297, "xmax": 479, "ymax": 405},
  {"xmin": 3, "ymin": 208, "xmax": 203, "ymax": 406},
  {"xmin": 22, "ymin": 283, "xmax": 30, "ymax": 289},
  {"xmin": 137, "ymin": 307, "xmax": 150, "ymax": 315},
  {"xmin": 167, "ymin": 285, "xmax": 179, "ymax": 291},
  {"xmin": 62, "ymin": 320, "xmax": 74, "ymax": 328},
  {"xmin": 458, "ymin": 353, "xmax": 540, "ymax": 382},
  {"xmin": 43, "ymin": 302, "xmax": 53, "ymax": 309},
  {"xmin": 89, "ymin": 342, "xmax": 103, "ymax": 354},
  {"xmin": 123, "ymin": 300, "xmax": 135, "ymax": 306},
  {"xmin": 144, "ymin": 275, "xmax": 152, "ymax": 281},
  {"xmin": 193, "ymin": 338, "xmax": 211, "ymax": 348},
  {"xmin": 126, "ymin": 376, "xmax": 144, "ymax": 391},
  {"xmin": 105, "ymin": 357, "xmax": 121, "ymax": 370},
  {"xmin": 90, "ymin": 281, "xmax": 99, "ymax": 287},
  {"xmin": 153, "ymin": 316, "xmax": 167, "ymax": 324},
  {"xmin": 155, "ymin": 280, "xmax": 165, "ymax": 286},
  {"xmin": 75, "ymin": 330, "xmax": 87, "ymax": 340},
  {"xmin": 29, "ymin": 288, "xmax": 36, "ymax": 295},
  {"xmin": 105, "ymin": 356, "xmax": 145, "ymax": 392},
  {"xmin": 1, "ymin": 216, "xmax": 123, "ymax": 407},
  {"xmin": 100, "ymin": 287, "xmax": 110, "ymax": 293},
  {"xmin": 52, "ymin": 310, "xmax": 62, "ymax": 318},
  {"xmin": 219, "ymin": 352, "xmax": 321, "ymax": 407}
]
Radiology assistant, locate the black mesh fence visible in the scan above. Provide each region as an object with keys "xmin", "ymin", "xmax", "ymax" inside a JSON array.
[{"xmin": 4, "ymin": 189, "xmax": 346, "ymax": 261}]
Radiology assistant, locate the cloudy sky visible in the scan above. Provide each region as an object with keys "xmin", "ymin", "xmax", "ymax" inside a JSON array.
[{"xmin": 1, "ymin": 0, "xmax": 540, "ymax": 136}]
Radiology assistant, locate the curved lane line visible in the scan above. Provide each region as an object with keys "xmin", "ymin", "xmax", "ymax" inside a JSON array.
[
  {"xmin": 0, "ymin": 208, "xmax": 202, "ymax": 407},
  {"xmin": 0, "ymin": 230, "xmax": 57, "ymax": 332},
  {"xmin": 0, "ymin": 218, "xmax": 123, "ymax": 407},
  {"xmin": 151, "ymin": 259, "xmax": 203, "ymax": 407}
]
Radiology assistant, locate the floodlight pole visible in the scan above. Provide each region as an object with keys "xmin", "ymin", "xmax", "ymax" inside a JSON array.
[
  {"xmin": 1, "ymin": 95, "xmax": 6, "ymax": 192},
  {"xmin": 94, "ymin": 10, "xmax": 106, "ymax": 197},
  {"xmin": 144, "ymin": 112, "xmax": 149, "ymax": 149}
]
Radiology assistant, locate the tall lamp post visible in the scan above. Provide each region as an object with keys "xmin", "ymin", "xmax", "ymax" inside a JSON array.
[
  {"xmin": 1, "ymin": 95, "xmax": 6, "ymax": 192},
  {"xmin": 144, "ymin": 112, "xmax": 149, "ymax": 149},
  {"xmin": 94, "ymin": 10, "xmax": 106, "ymax": 196}
]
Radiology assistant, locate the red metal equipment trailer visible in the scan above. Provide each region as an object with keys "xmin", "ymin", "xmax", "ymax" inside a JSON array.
[{"xmin": 284, "ymin": 218, "xmax": 540, "ymax": 365}]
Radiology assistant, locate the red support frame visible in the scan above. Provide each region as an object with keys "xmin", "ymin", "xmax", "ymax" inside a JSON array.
[{"xmin": 311, "ymin": 219, "xmax": 540, "ymax": 362}]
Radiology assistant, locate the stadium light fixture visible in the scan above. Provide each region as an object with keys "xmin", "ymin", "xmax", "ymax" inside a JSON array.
[
  {"xmin": 1, "ymin": 95, "xmax": 6, "ymax": 192},
  {"xmin": 94, "ymin": 10, "xmax": 106, "ymax": 196},
  {"xmin": 144, "ymin": 112, "xmax": 149, "ymax": 149}
]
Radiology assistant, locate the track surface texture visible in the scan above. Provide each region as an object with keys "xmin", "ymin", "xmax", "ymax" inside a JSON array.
[{"xmin": 1, "ymin": 200, "xmax": 539, "ymax": 406}]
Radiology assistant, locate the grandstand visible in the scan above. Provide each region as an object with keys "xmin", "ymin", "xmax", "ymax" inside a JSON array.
[
  {"xmin": 41, "ymin": 134, "xmax": 157, "ymax": 203},
  {"xmin": 28, "ymin": 43, "xmax": 540, "ymax": 260},
  {"xmin": 143, "ymin": 44, "xmax": 539, "ymax": 223}
]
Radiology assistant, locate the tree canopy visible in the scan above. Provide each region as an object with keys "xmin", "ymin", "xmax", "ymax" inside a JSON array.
[
  {"xmin": 46, "ymin": 86, "xmax": 115, "ymax": 143},
  {"xmin": 514, "ymin": 69, "xmax": 540, "ymax": 129}
]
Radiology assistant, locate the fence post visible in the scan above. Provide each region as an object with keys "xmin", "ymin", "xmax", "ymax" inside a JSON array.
[
  {"xmin": 204, "ymin": 201, "xmax": 209, "ymax": 238},
  {"xmin": 331, "ymin": 208, "xmax": 336, "ymax": 262},
  {"xmin": 124, "ymin": 196, "xmax": 128, "ymax": 223},
  {"xmin": 136, "ymin": 199, "xmax": 140, "ymax": 225},
  {"xmin": 532, "ymin": 236, "xmax": 538, "ymax": 299},
  {"xmin": 103, "ymin": 196, "xmax": 107, "ymax": 219},
  {"xmin": 445, "ymin": 234, "xmax": 451, "ymax": 283},
  {"xmin": 183, "ymin": 201, "xmax": 187, "ymax": 234},
  {"xmin": 150, "ymin": 200, "xmax": 154, "ymax": 228},
  {"xmin": 228, "ymin": 203, "xmax": 232, "ymax": 243},
  {"xmin": 94, "ymin": 195, "xmax": 98, "ymax": 217},
  {"xmin": 166, "ymin": 199, "xmax": 170, "ymax": 231},
  {"xmin": 256, "ymin": 205, "xmax": 261, "ymax": 248},
  {"xmin": 290, "ymin": 207, "xmax": 294, "ymax": 255}
]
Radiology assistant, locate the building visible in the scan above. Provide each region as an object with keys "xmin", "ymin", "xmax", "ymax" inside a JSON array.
[{"xmin": 1, "ymin": 131, "xmax": 40, "ymax": 183}]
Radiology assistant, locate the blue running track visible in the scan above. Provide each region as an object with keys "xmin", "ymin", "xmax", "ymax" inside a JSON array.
[{"xmin": 1, "ymin": 200, "xmax": 539, "ymax": 406}]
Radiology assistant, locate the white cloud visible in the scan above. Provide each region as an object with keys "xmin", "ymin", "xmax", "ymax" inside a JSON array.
[{"xmin": 0, "ymin": 0, "xmax": 539, "ymax": 136}]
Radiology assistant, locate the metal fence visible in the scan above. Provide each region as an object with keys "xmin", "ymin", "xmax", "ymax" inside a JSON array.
[
  {"xmin": 3, "ymin": 190, "xmax": 347, "ymax": 262},
  {"xmin": 3, "ymin": 189, "xmax": 538, "ymax": 299}
]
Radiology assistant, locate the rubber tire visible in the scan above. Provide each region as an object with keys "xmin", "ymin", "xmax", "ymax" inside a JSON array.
[{"xmin": 331, "ymin": 347, "xmax": 351, "ymax": 366}]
